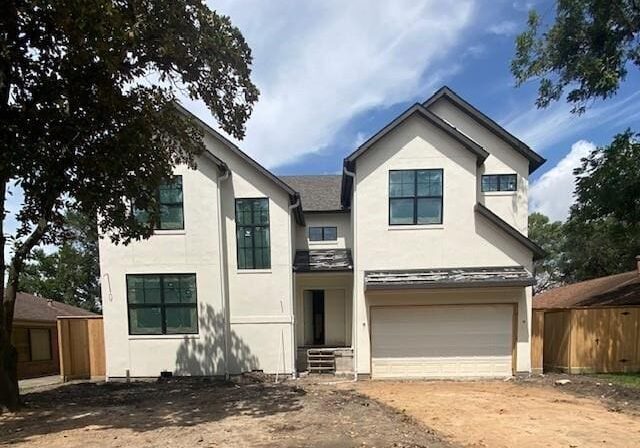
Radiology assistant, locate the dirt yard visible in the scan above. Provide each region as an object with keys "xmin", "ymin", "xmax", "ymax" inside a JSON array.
[
  {"xmin": 356, "ymin": 375, "xmax": 640, "ymax": 448},
  {"xmin": 0, "ymin": 376, "xmax": 451, "ymax": 448}
]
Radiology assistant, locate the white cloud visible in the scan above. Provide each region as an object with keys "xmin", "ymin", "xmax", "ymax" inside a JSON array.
[
  {"xmin": 529, "ymin": 140, "xmax": 595, "ymax": 221},
  {"xmin": 487, "ymin": 20, "xmax": 518, "ymax": 36},
  {"xmin": 182, "ymin": 0, "xmax": 477, "ymax": 168},
  {"xmin": 501, "ymin": 90, "xmax": 640, "ymax": 152}
]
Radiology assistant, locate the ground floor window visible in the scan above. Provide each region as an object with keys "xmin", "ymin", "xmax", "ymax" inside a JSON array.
[
  {"xmin": 126, "ymin": 273, "xmax": 198, "ymax": 335},
  {"xmin": 11, "ymin": 327, "xmax": 52, "ymax": 362}
]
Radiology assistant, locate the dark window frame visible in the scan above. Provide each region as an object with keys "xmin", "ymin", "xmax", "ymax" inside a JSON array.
[
  {"xmin": 156, "ymin": 175, "xmax": 184, "ymax": 230},
  {"xmin": 481, "ymin": 174, "xmax": 517, "ymax": 192},
  {"xmin": 126, "ymin": 273, "xmax": 199, "ymax": 335},
  {"xmin": 235, "ymin": 198, "xmax": 271, "ymax": 270},
  {"xmin": 388, "ymin": 169, "xmax": 444, "ymax": 226},
  {"xmin": 308, "ymin": 226, "xmax": 338, "ymax": 241}
]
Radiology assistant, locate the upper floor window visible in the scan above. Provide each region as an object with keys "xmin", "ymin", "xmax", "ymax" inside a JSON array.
[
  {"xmin": 481, "ymin": 174, "xmax": 517, "ymax": 192},
  {"xmin": 127, "ymin": 273, "xmax": 198, "ymax": 335},
  {"xmin": 135, "ymin": 176, "xmax": 184, "ymax": 230},
  {"xmin": 389, "ymin": 169, "xmax": 443, "ymax": 225},
  {"xmin": 235, "ymin": 198, "xmax": 271, "ymax": 269},
  {"xmin": 309, "ymin": 226, "xmax": 337, "ymax": 241}
]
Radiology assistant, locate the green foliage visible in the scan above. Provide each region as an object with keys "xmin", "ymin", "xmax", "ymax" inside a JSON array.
[
  {"xmin": 562, "ymin": 131, "xmax": 640, "ymax": 280},
  {"xmin": 19, "ymin": 211, "xmax": 101, "ymax": 312},
  {"xmin": 0, "ymin": 0, "xmax": 258, "ymax": 409},
  {"xmin": 512, "ymin": 0, "xmax": 640, "ymax": 113},
  {"xmin": 528, "ymin": 212, "xmax": 565, "ymax": 293}
]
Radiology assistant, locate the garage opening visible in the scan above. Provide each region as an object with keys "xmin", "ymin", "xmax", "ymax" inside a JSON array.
[{"xmin": 371, "ymin": 305, "xmax": 514, "ymax": 379}]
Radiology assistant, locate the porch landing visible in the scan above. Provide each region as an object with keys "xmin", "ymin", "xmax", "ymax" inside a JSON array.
[{"xmin": 296, "ymin": 347, "xmax": 354, "ymax": 375}]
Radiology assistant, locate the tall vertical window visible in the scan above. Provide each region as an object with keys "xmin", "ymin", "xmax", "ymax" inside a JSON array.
[
  {"xmin": 235, "ymin": 198, "xmax": 271, "ymax": 269},
  {"xmin": 135, "ymin": 176, "xmax": 184, "ymax": 230},
  {"xmin": 389, "ymin": 169, "xmax": 443, "ymax": 225},
  {"xmin": 126, "ymin": 274, "xmax": 198, "ymax": 335}
]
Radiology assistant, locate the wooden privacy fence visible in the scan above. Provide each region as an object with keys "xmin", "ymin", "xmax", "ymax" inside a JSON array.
[
  {"xmin": 57, "ymin": 316, "xmax": 105, "ymax": 381},
  {"xmin": 531, "ymin": 307, "xmax": 640, "ymax": 374}
]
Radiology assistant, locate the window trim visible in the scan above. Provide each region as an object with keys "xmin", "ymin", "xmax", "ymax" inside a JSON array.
[
  {"xmin": 481, "ymin": 174, "xmax": 517, "ymax": 193},
  {"xmin": 388, "ymin": 169, "xmax": 444, "ymax": 226},
  {"xmin": 308, "ymin": 226, "xmax": 338, "ymax": 242},
  {"xmin": 126, "ymin": 273, "xmax": 199, "ymax": 336},
  {"xmin": 235, "ymin": 197, "xmax": 271, "ymax": 270}
]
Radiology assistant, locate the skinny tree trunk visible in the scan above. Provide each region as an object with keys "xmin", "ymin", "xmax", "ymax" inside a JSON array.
[
  {"xmin": 0, "ymin": 213, "xmax": 49, "ymax": 411},
  {"xmin": 0, "ymin": 181, "xmax": 20, "ymax": 411}
]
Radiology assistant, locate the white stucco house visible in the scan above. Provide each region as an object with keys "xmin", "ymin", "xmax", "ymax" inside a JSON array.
[{"xmin": 99, "ymin": 86, "xmax": 545, "ymax": 380}]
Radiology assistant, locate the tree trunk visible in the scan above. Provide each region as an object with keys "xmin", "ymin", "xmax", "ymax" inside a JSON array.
[
  {"xmin": 0, "ymin": 181, "xmax": 19, "ymax": 412},
  {"xmin": 0, "ymin": 215, "xmax": 49, "ymax": 411},
  {"xmin": 0, "ymin": 335, "xmax": 19, "ymax": 412}
]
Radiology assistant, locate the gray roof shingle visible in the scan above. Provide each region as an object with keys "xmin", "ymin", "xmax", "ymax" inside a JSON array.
[
  {"xmin": 365, "ymin": 266, "xmax": 534, "ymax": 290},
  {"xmin": 279, "ymin": 175, "xmax": 343, "ymax": 212}
]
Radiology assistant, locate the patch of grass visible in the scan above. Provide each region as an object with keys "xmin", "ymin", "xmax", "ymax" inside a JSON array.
[{"xmin": 591, "ymin": 373, "xmax": 640, "ymax": 389}]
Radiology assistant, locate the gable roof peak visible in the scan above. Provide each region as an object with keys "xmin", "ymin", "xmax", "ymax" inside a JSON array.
[{"xmin": 423, "ymin": 85, "xmax": 546, "ymax": 173}]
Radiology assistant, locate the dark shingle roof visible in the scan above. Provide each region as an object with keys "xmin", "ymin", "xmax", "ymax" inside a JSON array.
[
  {"xmin": 534, "ymin": 270, "xmax": 640, "ymax": 309},
  {"xmin": 365, "ymin": 266, "xmax": 534, "ymax": 290},
  {"xmin": 279, "ymin": 175, "xmax": 343, "ymax": 212},
  {"xmin": 293, "ymin": 249, "xmax": 353, "ymax": 272},
  {"xmin": 14, "ymin": 292, "xmax": 98, "ymax": 322}
]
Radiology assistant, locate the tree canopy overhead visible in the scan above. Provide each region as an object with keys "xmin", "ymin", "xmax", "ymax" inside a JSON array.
[
  {"xmin": 1, "ymin": 0, "xmax": 258, "ymax": 410},
  {"xmin": 512, "ymin": 0, "xmax": 640, "ymax": 114}
]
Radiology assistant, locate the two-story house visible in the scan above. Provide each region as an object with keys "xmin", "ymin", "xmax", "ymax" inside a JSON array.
[{"xmin": 99, "ymin": 86, "xmax": 545, "ymax": 380}]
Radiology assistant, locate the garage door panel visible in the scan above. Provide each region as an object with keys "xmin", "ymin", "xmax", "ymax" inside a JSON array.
[{"xmin": 371, "ymin": 305, "xmax": 513, "ymax": 379}]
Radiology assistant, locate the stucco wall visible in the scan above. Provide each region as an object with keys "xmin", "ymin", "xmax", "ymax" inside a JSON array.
[
  {"xmin": 295, "ymin": 212, "xmax": 352, "ymax": 250},
  {"xmin": 428, "ymin": 98, "xmax": 530, "ymax": 234},
  {"xmin": 351, "ymin": 113, "xmax": 534, "ymax": 375},
  {"xmin": 294, "ymin": 273, "xmax": 353, "ymax": 348},
  {"xmin": 100, "ymin": 133, "xmax": 296, "ymax": 378}
]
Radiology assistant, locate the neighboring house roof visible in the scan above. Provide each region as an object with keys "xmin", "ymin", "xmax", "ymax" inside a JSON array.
[
  {"xmin": 174, "ymin": 103, "xmax": 305, "ymax": 225},
  {"xmin": 14, "ymin": 292, "xmax": 97, "ymax": 323},
  {"xmin": 279, "ymin": 175, "xmax": 344, "ymax": 212},
  {"xmin": 534, "ymin": 270, "xmax": 640, "ymax": 309},
  {"xmin": 474, "ymin": 203, "xmax": 545, "ymax": 260},
  {"xmin": 365, "ymin": 266, "xmax": 534, "ymax": 291},
  {"xmin": 293, "ymin": 249, "xmax": 353, "ymax": 272},
  {"xmin": 423, "ymin": 86, "xmax": 546, "ymax": 173}
]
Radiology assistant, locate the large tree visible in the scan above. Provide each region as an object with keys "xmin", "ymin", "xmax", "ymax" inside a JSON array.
[
  {"xmin": 19, "ymin": 210, "xmax": 101, "ymax": 312},
  {"xmin": 562, "ymin": 130, "xmax": 640, "ymax": 280},
  {"xmin": 512, "ymin": 0, "xmax": 640, "ymax": 114},
  {"xmin": 528, "ymin": 212, "xmax": 565, "ymax": 294},
  {"xmin": 0, "ymin": 0, "xmax": 258, "ymax": 410}
]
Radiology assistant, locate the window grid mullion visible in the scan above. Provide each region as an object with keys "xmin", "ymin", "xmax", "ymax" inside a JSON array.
[{"xmin": 160, "ymin": 274, "xmax": 166, "ymax": 334}]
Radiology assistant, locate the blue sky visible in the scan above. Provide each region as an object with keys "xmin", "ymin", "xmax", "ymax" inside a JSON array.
[
  {"xmin": 5, "ymin": 0, "xmax": 640, "ymax": 261},
  {"xmin": 180, "ymin": 0, "xmax": 640, "ymax": 222}
]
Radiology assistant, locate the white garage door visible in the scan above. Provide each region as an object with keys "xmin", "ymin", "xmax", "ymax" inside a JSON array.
[{"xmin": 371, "ymin": 305, "xmax": 513, "ymax": 379}]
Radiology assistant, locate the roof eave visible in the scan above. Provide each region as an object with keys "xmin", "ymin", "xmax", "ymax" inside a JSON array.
[
  {"xmin": 475, "ymin": 203, "xmax": 546, "ymax": 260},
  {"xmin": 423, "ymin": 86, "xmax": 546, "ymax": 174}
]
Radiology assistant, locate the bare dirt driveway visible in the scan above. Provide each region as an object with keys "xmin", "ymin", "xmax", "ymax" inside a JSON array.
[
  {"xmin": 0, "ymin": 377, "xmax": 452, "ymax": 448},
  {"xmin": 356, "ymin": 378, "xmax": 640, "ymax": 448}
]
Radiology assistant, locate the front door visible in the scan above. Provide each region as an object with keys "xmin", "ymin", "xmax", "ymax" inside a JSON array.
[{"xmin": 304, "ymin": 290, "xmax": 325, "ymax": 346}]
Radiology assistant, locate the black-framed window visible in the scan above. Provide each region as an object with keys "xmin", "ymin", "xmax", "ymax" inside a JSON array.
[
  {"xmin": 235, "ymin": 198, "xmax": 270, "ymax": 269},
  {"xmin": 481, "ymin": 174, "xmax": 517, "ymax": 192},
  {"xmin": 389, "ymin": 169, "xmax": 443, "ymax": 225},
  {"xmin": 309, "ymin": 226, "xmax": 337, "ymax": 241},
  {"xmin": 126, "ymin": 274, "xmax": 198, "ymax": 335},
  {"xmin": 135, "ymin": 176, "xmax": 184, "ymax": 230}
]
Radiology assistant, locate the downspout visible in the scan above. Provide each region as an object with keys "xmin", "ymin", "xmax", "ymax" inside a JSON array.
[
  {"xmin": 216, "ymin": 167, "xmax": 231, "ymax": 379},
  {"xmin": 343, "ymin": 164, "xmax": 357, "ymax": 380},
  {"xmin": 288, "ymin": 194, "xmax": 301, "ymax": 378}
]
